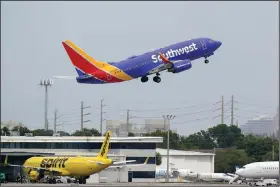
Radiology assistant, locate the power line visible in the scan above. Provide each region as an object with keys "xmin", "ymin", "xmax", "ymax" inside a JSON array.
[
  {"xmin": 236, "ymin": 101, "xmax": 275, "ymax": 108},
  {"xmin": 213, "ymin": 96, "xmax": 224, "ymax": 124},
  {"xmin": 127, "ymin": 103, "xmax": 215, "ymax": 112},
  {"xmin": 100, "ymin": 99, "xmax": 106, "ymax": 135},
  {"xmin": 81, "ymin": 101, "xmax": 91, "ymax": 130},
  {"xmin": 173, "ymin": 117, "xmax": 210, "ymax": 125}
]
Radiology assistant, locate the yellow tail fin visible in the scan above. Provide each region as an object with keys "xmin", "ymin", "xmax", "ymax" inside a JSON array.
[
  {"xmin": 0, "ymin": 155, "xmax": 8, "ymax": 166},
  {"xmin": 97, "ymin": 131, "xmax": 112, "ymax": 158}
]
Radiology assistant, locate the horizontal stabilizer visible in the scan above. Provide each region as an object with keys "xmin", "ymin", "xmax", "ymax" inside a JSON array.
[
  {"xmin": 53, "ymin": 76, "xmax": 77, "ymax": 79},
  {"xmin": 53, "ymin": 75, "xmax": 92, "ymax": 80},
  {"xmin": 113, "ymin": 160, "xmax": 136, "ymax": 165}
]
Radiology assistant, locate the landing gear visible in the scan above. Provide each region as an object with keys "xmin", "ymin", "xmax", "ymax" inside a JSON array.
[
  {"xmin": 141, "ymin": 76, "xmax": 148, "ymax": 83},
  {"xmin": 48, "ymin": 178, "xmax": 56, "ymax": 184},
  {"xmin": 204, "ymin": 59, "xmax": 209, "ymax": 64},
  {"xmin": 78, "ymin": 176, "xmax": 86, "ymax": 184},
  {"xmin": 153, "ymin": 76, "xmax": 161, "ymax": 83},
  {"xmin": 141, "ymin": 73, "xmax": 161, "ymax": 83}
]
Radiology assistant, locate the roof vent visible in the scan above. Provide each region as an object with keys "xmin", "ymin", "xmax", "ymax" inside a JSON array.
[
  {"xmin": 53, "ymin": 133, "xmax": 61, "ymax": 137},
  {"xmin": 25, "ymin": 133, "xmax": 34, "ymax": 137}
]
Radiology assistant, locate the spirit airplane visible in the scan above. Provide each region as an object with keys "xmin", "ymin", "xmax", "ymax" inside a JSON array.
[
  {"xmin": 2, "ymin": 131, "xmax": 149, "ymax": 184},
  {"xmin": 56, "ymin": 37, "xmax": 222, "ymax": 83}
]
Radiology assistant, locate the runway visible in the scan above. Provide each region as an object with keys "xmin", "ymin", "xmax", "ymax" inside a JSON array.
[{"xmin": 0, "ymin": 183, "xmax": 248, "ymax": 187}]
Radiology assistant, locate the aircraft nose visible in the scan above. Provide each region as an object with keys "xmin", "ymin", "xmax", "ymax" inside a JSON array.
[
  {"xmin": 215, "ymin": 41, "xmax": 222, "ymax": 48},
  {"xmin": 235, "ymin": 168, "xmax": 242, "ymax": 175}
]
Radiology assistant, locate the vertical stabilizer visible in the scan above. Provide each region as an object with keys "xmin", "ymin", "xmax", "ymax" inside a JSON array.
[{"xmin": 97, "ymin": 131, "xmax": 112, "ymax": 158}]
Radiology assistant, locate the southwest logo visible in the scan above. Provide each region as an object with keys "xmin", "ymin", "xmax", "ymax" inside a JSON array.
[{"xmin": 151, "ymin": 43, "xmax": 198, "ymax": 63}]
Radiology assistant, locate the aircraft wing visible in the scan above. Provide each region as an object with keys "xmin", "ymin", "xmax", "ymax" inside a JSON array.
[
  {"xmin": 226, "ymin": 173, "xmax": 237, "ymax": 177},
  {"xmin": 146, "ymin": 52, "xmax": 185, "ymax": 75},
  {"xmin": 112, "ymin": 160, "xmax": 136, "ymax": 165},
  {"xmin": 87, "ymin": 159, "xmax": 137, "ymax": 165},
  {"xmin": 6, "ymin": 163, "xmax": 63, "ymax": 174},
  {"xmin": 107, "ymin": 157, "xmax": 149, "ymax": 169}
]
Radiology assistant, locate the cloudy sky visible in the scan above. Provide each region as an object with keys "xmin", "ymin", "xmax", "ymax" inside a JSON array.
[{"xmin": 1, "ymin": 1, "xmax": 278, "ymax": 135}]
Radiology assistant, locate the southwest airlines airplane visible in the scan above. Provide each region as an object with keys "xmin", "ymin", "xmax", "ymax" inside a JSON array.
[
  {"xmin": 2, "ymin": 131, "xmax": 149, "ymax": 184},
  {"xmin": 57, "ymin": 38, "xmax": 222, "ymax": 84}
]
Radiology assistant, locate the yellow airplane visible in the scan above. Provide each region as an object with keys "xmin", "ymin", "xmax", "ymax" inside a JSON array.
[{"xmin": 2, "ymin": 131, "xmax": 149, "ymax": 184}]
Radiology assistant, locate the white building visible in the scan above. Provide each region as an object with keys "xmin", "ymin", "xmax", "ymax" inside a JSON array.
[
  {"xmin": 241, "ymin": 116, "xmax": 274, "ymax": 136},
  {"xmin": 0, "ymin": 135, "xmax": 162, "ymax": 183},
  {"xmin": 106, "ymin": 119, "xmax": 171, "ymax": 136},
  {"xmin": 156, "ymin": 148, "xmax": 215, "ymax": 173}
]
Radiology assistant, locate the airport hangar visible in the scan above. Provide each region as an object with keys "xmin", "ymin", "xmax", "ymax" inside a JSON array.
[
  {"xmin": 0, "ymin": 134, "xmax": 215, "ymax": 183},
  {"xmin": 156, "ymin": 148, "xmax": 215, "ymax": 173}
]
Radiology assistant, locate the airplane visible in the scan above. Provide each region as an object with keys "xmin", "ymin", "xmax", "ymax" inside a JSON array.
[
  {"xmin": 171, "ymin": 169, "xmax": 234, "ymax": 182},
  {"xmin": 55, "ymin": 37, "xmax": 222, "ymax": 84},
  {"xmin": 1, "ymin": 131, "xmax": 149, "ymax": 184},
  {"xmin": 155, "ymin": 168, "xmax": 173, "ymax": 178},
  {"xmin": 196, "ymin": 173, "xmax": 235, "ymax": 182},
  {"xmin": 233, "ymin": 161, "xmax": 279, "ymax": 181}
]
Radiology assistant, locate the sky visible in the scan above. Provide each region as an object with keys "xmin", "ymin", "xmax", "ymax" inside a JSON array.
[{"xmin": 1, "ymin": 1, "xmax": 279, "ymax": 135}]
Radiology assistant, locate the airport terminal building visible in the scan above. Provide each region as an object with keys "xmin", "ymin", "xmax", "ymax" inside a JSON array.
[{"xmin": 0, "ymin": 134, "xmax": 163, "ymax": 183}]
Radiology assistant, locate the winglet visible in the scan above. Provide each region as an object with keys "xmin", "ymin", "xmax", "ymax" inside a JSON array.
[
  {"xmin": 144, "ymin": 157, "xmax": 149, "ymax": 164},
  {"xmin": 0, "ymin": 155, "xmax": 8, "ymax": 166},
  {"xmin": 5, "ymin": 155, "xmax": 8, "ymax": 165},
  {"xmin": 158, "ymin": 52, "xmax": 170, "ymax": 64}
]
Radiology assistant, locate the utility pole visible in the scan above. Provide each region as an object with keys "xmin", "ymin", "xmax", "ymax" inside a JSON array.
[
  {"xmin": 81, "ymin": 101, "xmax": 91, "ymax": 130},
  {"xmin": 278, "ymin": 119, "xmax": 280, "ymax": 182},
  {"xmin": 163, "ymin": 115, "xmax": 175, "ymax": 183},
  {"xmin": 126, "ymin": 109, "xmax": 130, "ymax": 133},
  {"xmin": 213, "ymin": 96, "xmax": 224, "ymax": 124},
  {"xmin": 100, "ymin": 99, "xmax": 106, "ymax": 135},
  {"xmin": 39, "ymin": 79, "xmax": 53, "ymax": 131},
  {"xmin": 272, "ymin": 144, "xmax": 274, "ymax": 160},
  {"xmin": 231, "ymin": 95, "xmax": 234, "ymax": 125},
  {"xmin": 54, "ymin": 108, "xmax": 58, "ymax": 133}
]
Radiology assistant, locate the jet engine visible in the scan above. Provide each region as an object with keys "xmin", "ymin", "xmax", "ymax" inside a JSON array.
[
  {"xmin": 168, "ymin": 60, "xmax": 192, "ymax": 73},
  {"xmin": 28, "ymin": 170, "xmax": 45, "ymax": 183},
  {"xmin": 29, "ymin": 170, "xmax": 40, "ymax": 182}
]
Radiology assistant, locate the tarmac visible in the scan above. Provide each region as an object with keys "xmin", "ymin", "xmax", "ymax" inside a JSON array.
[{"xmin": 0, "ymin": 183, "xmax": 248, "ymax": 187}]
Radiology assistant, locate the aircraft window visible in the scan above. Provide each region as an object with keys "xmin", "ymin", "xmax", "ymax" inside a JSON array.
[
  {"xmin": 209, "ymin": 39, "xmax": 215, "ymax": 43},
  {"xmin": 241, "ymin": 167, "xmax": 245, "ymax": 169}
]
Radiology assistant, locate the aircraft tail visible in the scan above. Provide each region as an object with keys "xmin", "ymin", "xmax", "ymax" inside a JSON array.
[
  {"xmin": 62, "ymin": 40, "xmax": 104, "ymax": 75},
  {"xmin": 0, "ymin": 155, "xmax": 9, "ymax": 166},
  {"xmin": 97, "ymin": 131, "xmax": 112, "ymax": 158}
]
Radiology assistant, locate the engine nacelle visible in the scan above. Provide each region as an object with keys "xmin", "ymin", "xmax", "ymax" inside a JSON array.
[
  {"xmin": 29, "ymin": 170, "xmax": 40, "ymax": 181},
  {"xmin": 169, "ymin": 60, "xmax": 192, "ymax": 73}
]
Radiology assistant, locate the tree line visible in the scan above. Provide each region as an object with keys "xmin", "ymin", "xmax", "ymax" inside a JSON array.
[{"xmin": 1, "ymin": 123, "xmax": 279, "ymax": 173}]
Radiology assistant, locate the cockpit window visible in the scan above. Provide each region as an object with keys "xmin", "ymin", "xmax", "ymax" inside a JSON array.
[
  {"xmin": 209, "ymin": 39, "xmax": 215, "ymax": 43},
  {"xmin": 241, "ymin": 167, "xmax": 245, "ymax": 169}
]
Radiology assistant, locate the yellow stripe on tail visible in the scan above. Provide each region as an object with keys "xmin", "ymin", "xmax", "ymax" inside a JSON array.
[{"xmin": 97, "ymin": 131, "xmax": 112, "ymax": 158}]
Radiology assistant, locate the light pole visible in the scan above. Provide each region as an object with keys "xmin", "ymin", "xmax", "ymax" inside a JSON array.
[
  {"xmin": 39, "ymin": 79, "xmax": 53, "ymax": 131},
  {"xmin": 162, "ymin": 114, "xmax": 175, "ymax": 183}
]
